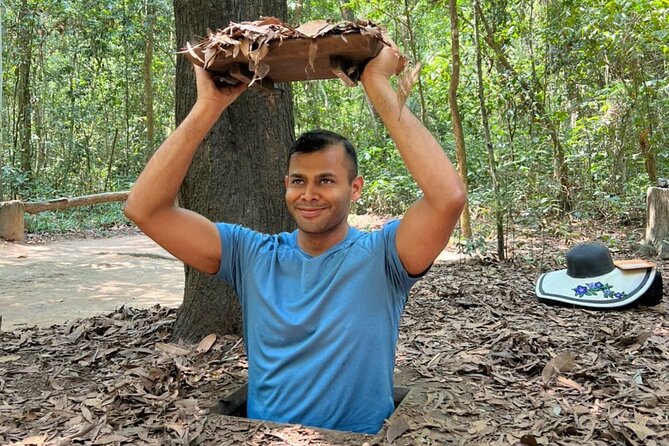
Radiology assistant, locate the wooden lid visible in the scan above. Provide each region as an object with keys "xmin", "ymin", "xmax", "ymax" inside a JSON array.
[{"xmin": 184, "ymin": 33, "xmax": 385, "ymax": 86}]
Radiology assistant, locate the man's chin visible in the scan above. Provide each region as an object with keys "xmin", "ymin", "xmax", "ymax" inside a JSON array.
[{"xmin": 295, "ymin": 221, "xmax": 327, "ymax": 234}]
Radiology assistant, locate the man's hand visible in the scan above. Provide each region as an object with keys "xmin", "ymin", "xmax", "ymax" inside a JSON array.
[
  {"xmin": 359, "ymin": 41, "xmax": 466, "ymax": 277},
  {"xmin": 194, "ymin": 65, "xmax": 247, "ymax": 113},
  {"xmin": 360, "ymin": 44, "xmax": 405, "ymax": 84},
  {"xmin": 125, "ymin": 64, "xmax": 248, "ymax": 275}
]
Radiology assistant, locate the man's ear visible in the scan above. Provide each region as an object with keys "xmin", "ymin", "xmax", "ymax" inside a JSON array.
[
  {"xmin": 284, "ymin": 175, "xmax": 289, "ymax": 189},
  {"xmin": 351, "ymin": 175, "xmax": 364, "ymax": 201}
]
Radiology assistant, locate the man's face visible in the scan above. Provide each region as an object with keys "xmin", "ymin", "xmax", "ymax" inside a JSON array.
[{"xmin": 285, "ymin": 144, "xmax": 363, "ymax": 237}]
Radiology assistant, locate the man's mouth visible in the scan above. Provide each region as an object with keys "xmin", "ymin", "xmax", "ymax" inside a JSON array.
[{"xmin": 297, "ymin": 207, "xmax": 326, "ymax": 218}]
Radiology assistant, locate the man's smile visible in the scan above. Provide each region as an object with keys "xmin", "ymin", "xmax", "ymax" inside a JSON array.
[{"xmin": 296, "ymin": 206, "xmax": 327, "ymax": 218}]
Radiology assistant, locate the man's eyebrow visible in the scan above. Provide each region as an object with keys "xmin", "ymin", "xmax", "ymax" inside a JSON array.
[{"xmin": 288, "ymin": 172, "xmax": 338, "ymax": 178}]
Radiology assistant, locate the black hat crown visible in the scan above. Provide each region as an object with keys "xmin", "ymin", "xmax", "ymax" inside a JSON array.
[{"xmin": 566, "ymin": 243, "xmax": 615, "ymax": 278}]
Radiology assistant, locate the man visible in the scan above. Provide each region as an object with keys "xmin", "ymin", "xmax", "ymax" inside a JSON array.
[{"xmin": 124, "ymin": 45, "xmax": 466, "ymax": 433}]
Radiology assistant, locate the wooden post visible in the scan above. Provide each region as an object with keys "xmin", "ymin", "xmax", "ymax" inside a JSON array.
[
  {"xmin": 645, "ymin": 187, "xmax": 669, "ymax": 258},
  {"xmin": 0, "ymin": 200, "xmax": 25, "ymax": 241}
]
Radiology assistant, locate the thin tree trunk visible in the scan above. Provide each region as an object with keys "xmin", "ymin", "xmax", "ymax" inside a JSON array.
[
  {"xmin": 474, "ymin": 0, "xmax": 503, "ymax": 259},
  {"xmin": 640, "ymin": 129, "xmax": 656, "ymax": 184},
  {"xmin": 17, "ymin": 0, "xmax": 33, "ymax": 175},
  {"xmin": 338, "ymin": 0, "xmax": 355, "ymax": 21},
  {"xmin": 172, "ymin": 0, "xmax": 295, "ymax": 341},
  {"xmin": 448, "ymin": 0, "xmax": 472, "ymax": 238},
  {"xmin": 144, "ymin": 0, "xmax": 156, "ymax": 161},
  {"xmin": 83, "ymin": 127, "xmax": 93, "ymax": 191},
  {"xmin": 291, "ymin": 0, "xmax": 304, "ymax": 25},
  {"xmin": 106, "ymin": 128, "xmax": 119, "ymax": 190},
  {"xmin": 476, "ymin": 2, "xmax": 571, "ymax": 213},
  {"xmin": 403, "ymin": 0, "xmax": 428, "ymax": 126},
  {"xmin": 62, "ymin": 51, "xmax": 79, "ymax": 190},
  {"xmin": 123, "ymin": 0, "xmax": 131, "ymax": 175},
  {"xmin": 35, "ymin": 29, "xmax": 47, "ymax": 173}
]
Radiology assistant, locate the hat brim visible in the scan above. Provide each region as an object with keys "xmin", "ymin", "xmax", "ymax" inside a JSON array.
[{"xmin": 535, "ymin": 267, "xmax": 656, "ymax": 308}]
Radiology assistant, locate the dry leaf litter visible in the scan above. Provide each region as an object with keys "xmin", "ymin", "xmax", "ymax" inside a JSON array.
[{"xmin": 1, "ymin": 224, "xmax": 668, "ymax": 445}]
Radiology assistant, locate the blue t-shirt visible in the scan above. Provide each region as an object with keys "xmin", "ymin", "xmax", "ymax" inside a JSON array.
[{"xmin": 216, "ymin": 220, "xmax": 420, "ymax": 433}]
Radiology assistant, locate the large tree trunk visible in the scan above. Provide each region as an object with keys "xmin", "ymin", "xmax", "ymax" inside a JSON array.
[
  {"xmin": 172, "ymin": 0, "xmax": 294, "ymax": 341},
  {"xmin": 0, "ymin": 2, "xmax": 4, "ymax": 201},
  {"xmin": 448, "ymin": 0, "xmax": 472, "ymax": 239}
]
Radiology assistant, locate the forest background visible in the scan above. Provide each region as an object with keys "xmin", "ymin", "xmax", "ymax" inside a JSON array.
[{"xmin": 1, "ymin": 0, "xmax": 668, "ymax": 256}]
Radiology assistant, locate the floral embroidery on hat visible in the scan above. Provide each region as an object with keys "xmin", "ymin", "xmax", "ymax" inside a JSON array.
[{"xmin": 573, "ymin": 282, "xmax": 626, "ymax": 299}]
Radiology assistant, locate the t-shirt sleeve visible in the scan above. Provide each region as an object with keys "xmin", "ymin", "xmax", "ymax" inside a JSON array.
[
  {"xmin": 381, "ymin": 219, "xmax": 426, "ymax": 294},
  {"xmin": 215, "ymin": 222, "xmax": 260, "ymax": 293}
]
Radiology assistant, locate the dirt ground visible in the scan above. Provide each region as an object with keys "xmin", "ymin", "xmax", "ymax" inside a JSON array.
[
  {"xmin": 0, "ymin": 232, "xmax": 184, "ymax": 331},
  {"xmin": 0, "ymin": 219, "xmax": 668, "ymax": 445}
]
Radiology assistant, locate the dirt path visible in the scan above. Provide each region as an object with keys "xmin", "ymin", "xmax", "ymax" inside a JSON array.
[{"xmin": 0, "ymin": 234, "xmax": 184, "ymax": 330}]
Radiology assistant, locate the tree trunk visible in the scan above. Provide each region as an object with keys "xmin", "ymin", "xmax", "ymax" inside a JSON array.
[
  {"xmin": 640, "ymin": 128, "xmax": 656, "ymax": 184},
  {"xmin": 291, "ymin": 0, "xmax": 304, "ymax": 25},
  {"xmin": 338, "ymin": 0, "xmax": 355, "ymax": 21},
  {"xmin": 476, "ymin": 2, "xmax": 571, "ymax": 213},
  {"xmin": 123, "ymin": 1, "xmax": 131, "ymax": 176},
  {"xmin": 17, "ymin": 0, "xmax": 33, "ymax": 175},
  {"xmin": 402, "ymin": 0, "xmax": 428, "ymax": 126},
  {"xmin": 106, "ymin": 128, "xmax": 119, "ymax": 190},
  {"xmin": 143, "ymin": 0, "xmax": 155, "ymax": 160},
  {"xmin": 0, "ymin": 0, "xmax": 4, "ymax": 201},
  {"xmin": 645, "ymin": 187, "xmax": 669, "ymax": 254},
  {"xmin": 448, "ymin": 0, "xmax": 472, "ymax": 239},
  {"xmin": 474, "ymin": 0, "xmax": 503, "ymax": 259},
  {"xmin": 172, "ymin": 0, "xmax": 294, "ymax": 342}
]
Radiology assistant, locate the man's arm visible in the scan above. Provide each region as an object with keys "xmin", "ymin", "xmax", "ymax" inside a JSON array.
[
  {"xmin": 361, "ymin": 46, "xmax": 466, "ymax": 276},
  {"xmin": 124, "ymin": 66, "xmax": 247, "ymax": 274}
]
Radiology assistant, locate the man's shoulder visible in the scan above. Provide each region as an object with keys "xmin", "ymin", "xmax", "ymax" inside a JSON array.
[
  {"xmin": 216, "ymin": 222, "xmax": 296, "ymax": 248},
  {"xmin": 347, "ymin": 219, "xmax": 400, "ymax": 253}
]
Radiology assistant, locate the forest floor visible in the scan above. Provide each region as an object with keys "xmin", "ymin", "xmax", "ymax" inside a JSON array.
[{"xmin": 0, "ymin": 216, "xmax": 667, "ymax": 445}]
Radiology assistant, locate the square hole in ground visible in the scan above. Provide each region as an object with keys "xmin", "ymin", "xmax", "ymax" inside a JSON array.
[{"xmin": 210, "ymin": 383, "xmax": 413, "ymax": 434}]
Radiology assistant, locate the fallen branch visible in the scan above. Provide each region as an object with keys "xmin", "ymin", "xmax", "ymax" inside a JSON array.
[{"xmin": 23, "ymin": 191, "xmax": 129, "ymax": 214}]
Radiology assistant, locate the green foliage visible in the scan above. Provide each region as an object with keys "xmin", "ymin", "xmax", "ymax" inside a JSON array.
[
  {"xmin": 455, "ymin": 233, "xmax": 487, "ymax": 257},
  {"xmin": 3, "ymin": 0, "xmax": 668, "ymax": 242},
  {"xmin": 24, "ymin": 202, "xmax": 130, "ymax": 234},
  {"xmin": 295, "ymin": 0, "xmax": 669, "ymax": 230},
  {"xmin": 1, "ymin": 0, "xmax": 175, "ymax": 201}
]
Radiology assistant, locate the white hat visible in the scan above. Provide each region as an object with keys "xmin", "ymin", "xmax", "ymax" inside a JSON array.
[{"xmin": 535, "ymin": 243, "xmax": 662, "ymax": 309}]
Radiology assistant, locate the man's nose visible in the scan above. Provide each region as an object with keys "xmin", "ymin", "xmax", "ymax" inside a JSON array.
[{"xmin": 303, "ymin": 183, "xmax": 319, "ymax": 200}]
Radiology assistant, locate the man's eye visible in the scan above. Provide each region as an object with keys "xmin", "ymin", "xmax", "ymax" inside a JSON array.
[
  {"xmin": 291, "ymin": 179, "xmax": 304, "ymax": 185},
  {"xmin": 321, "ymin": 178, "xmax": 334, "ymax": 184}
]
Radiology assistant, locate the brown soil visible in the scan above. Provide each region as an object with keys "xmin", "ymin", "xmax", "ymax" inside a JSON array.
[{"xmin": 0, "ymin": 233, "xmax": 184, "ymax": 331}]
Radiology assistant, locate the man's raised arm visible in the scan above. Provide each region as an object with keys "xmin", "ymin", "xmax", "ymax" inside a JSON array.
[
  {"xmin": 361, "ymin": 46, "xmax": 466, "ymax": 276},
  {"xmin": 124, "ymin": 66, "xmax": 247, "ymax": 274}
]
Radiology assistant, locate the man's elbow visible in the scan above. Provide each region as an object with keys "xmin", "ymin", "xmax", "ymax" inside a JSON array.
[
  {"xmin": 437, "ymin": 184, "xmax": 467, "ymax": 216},
  {"xmin": 453, "ymin": 185, "xmax": 467, "ymax": 212},
  {"xmin": 123, "ymin": 194, "xmax": 146, "ymax": 226}
]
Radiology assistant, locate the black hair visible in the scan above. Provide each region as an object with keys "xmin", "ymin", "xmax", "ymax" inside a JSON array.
[{"xmin": 287, "ymin": 129, "xmax": 358, "ymax": 180}]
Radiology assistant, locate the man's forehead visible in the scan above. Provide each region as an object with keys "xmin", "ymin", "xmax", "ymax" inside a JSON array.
[{"xmin": 288, "ymin": 145, "xmax": 348, "ymax": 168}]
